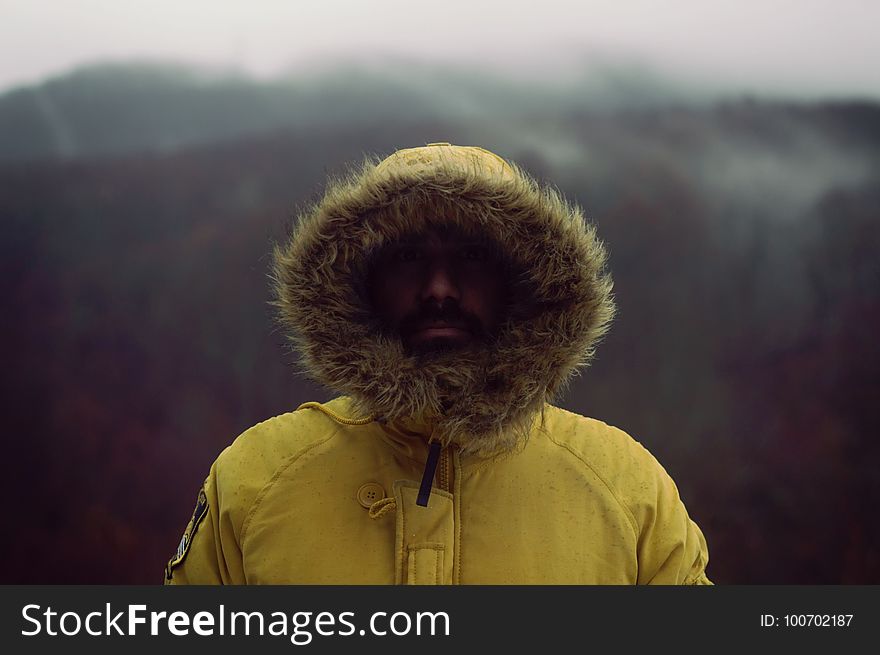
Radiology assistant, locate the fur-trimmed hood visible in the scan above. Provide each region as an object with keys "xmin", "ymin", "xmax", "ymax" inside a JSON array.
[{"xmin": 272, "ymin": 143, "xmax": 614, "ymax": 456}]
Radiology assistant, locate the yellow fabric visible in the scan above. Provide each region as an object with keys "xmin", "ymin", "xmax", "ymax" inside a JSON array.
[
  {"xmin": 166, "ymin": 397, "xmax": 711, "ymax": 585},
  {"xmin": 373, "ymin": 142, "xmax": 516, "ymax": 181}
]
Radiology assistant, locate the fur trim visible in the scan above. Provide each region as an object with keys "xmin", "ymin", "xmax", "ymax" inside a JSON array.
[{"xmin": 272, "ymin": 145, "xmax": 615, "ymax": 456}]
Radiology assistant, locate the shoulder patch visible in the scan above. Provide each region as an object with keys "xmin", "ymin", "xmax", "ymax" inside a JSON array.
[{"xmin": 165, "ymin": 483, "xmax": 209, "ymax": 580}]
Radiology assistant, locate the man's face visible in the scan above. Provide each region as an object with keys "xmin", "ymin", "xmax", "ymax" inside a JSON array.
[{"xmin": 367, "ymin": 227, "xmax": 508, "ymax": 356}]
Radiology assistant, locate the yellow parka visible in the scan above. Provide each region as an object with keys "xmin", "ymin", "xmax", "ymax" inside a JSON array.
[
  {"xmin": 165, "ymin": 143, "xmax": 711, "ymax": 584},
  {"xmin": 166, "ymin": 396, "xmax": 710, "ymax": 584}
]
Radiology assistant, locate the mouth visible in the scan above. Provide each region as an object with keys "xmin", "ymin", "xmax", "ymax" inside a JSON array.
[
  {"xmin": 417, "ymin": 326, "xmax": 469, "ymax": 336},
  {"xmin": 410, "ymin": 321, "xmax": 471, "ymax": 338}
]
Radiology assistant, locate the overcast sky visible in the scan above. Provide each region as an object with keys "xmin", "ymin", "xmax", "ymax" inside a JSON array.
[{"xmin": 1, "ymin": 0, "xmax": 878, "ymax": 97}]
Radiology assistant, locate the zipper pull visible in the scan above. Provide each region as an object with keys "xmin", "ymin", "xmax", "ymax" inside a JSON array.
[{"xmin": 416, "ymin": 440, "xmax": 442, "ymax": 507}]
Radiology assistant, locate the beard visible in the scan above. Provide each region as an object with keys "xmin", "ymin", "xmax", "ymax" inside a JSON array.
[{"xmin": 407, "ymin": 334, "xmax": 475, "ymax": 359}]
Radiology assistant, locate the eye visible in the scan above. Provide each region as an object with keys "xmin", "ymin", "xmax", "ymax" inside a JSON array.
[
  {"xmin": 394, "ymin": 247, "xmax": 423, "ymax": 263},
  {"xmin": 461, "ymin": 246, "xmax": 490, "ymax": 262}
]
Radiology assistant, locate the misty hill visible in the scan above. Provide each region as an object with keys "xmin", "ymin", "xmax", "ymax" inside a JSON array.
[
  {"xmin": 0, "ymin": 59, "xmax": 780, "ymax": 163},
  {"xmin": 1, "ymin": 65, "xmax": 878, "ymax": 584},
  {"xmin": 2, "ymin": 61, "xmax": 878, "ymax": 221}
]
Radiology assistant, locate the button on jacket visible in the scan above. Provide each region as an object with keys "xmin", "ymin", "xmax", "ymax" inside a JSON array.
[{"xmin": 165, "ymin": 143, "xmax": 712, "ymax": 584}]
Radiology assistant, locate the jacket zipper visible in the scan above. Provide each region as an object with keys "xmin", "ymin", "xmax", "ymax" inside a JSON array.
[
  {"xmin": 439, "ymin": 446, "xmax": 451, "ymax": 493},
  {"xmin": 416, "ymin": 442, "xmax": 455, "ymax": 506},
  {"xmin": 416, "ymin": 441, "xmax": 442, "ymax": 506}
]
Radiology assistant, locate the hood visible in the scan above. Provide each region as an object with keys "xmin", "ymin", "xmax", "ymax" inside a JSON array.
[{"xmin": 272, "ymin": 143, "xmax": 614, "ymax": 456}]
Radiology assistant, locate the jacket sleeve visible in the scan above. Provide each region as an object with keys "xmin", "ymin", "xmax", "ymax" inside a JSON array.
[
  {"xmin": 163, "ymin": 459, "xmax": 247, "ymax": 585},
  {"xmin": 163, "ymin": 412, "xmax": 316, "ymax": 585},
  {"xmin": 630, "ymin": 448, "xmax": 712, "ymax": 585}
]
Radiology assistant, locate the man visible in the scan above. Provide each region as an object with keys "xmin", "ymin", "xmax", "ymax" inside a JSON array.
[{"xmin": 165, "ymin": 143, "xmax": 711, "ymax": 584}]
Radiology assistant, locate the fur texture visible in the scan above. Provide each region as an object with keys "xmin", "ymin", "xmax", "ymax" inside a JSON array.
[{"xmin": 272, "ymin": 145, "xmax": 615, "ymax": 456}]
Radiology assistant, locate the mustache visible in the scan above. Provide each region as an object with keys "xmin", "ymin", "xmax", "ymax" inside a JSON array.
[{"xmin": 399, "ymin": 301, "xmax": 484, "ymax": 337}]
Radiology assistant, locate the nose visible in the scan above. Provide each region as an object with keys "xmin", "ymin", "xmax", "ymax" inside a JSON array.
[{"xmin": 420, "ymin": 258, "xmax": 460, "ymax": 304}]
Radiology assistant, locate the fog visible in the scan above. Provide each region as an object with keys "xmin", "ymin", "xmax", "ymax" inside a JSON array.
[{"xmin": 1, "ymin": 0, "xmax": 878, "ymax": 98}]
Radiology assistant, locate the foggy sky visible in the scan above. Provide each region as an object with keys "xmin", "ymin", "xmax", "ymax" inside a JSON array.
[{"xmin": 1, "ymin": 0, "xmax": 878, "ymax": 97}]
